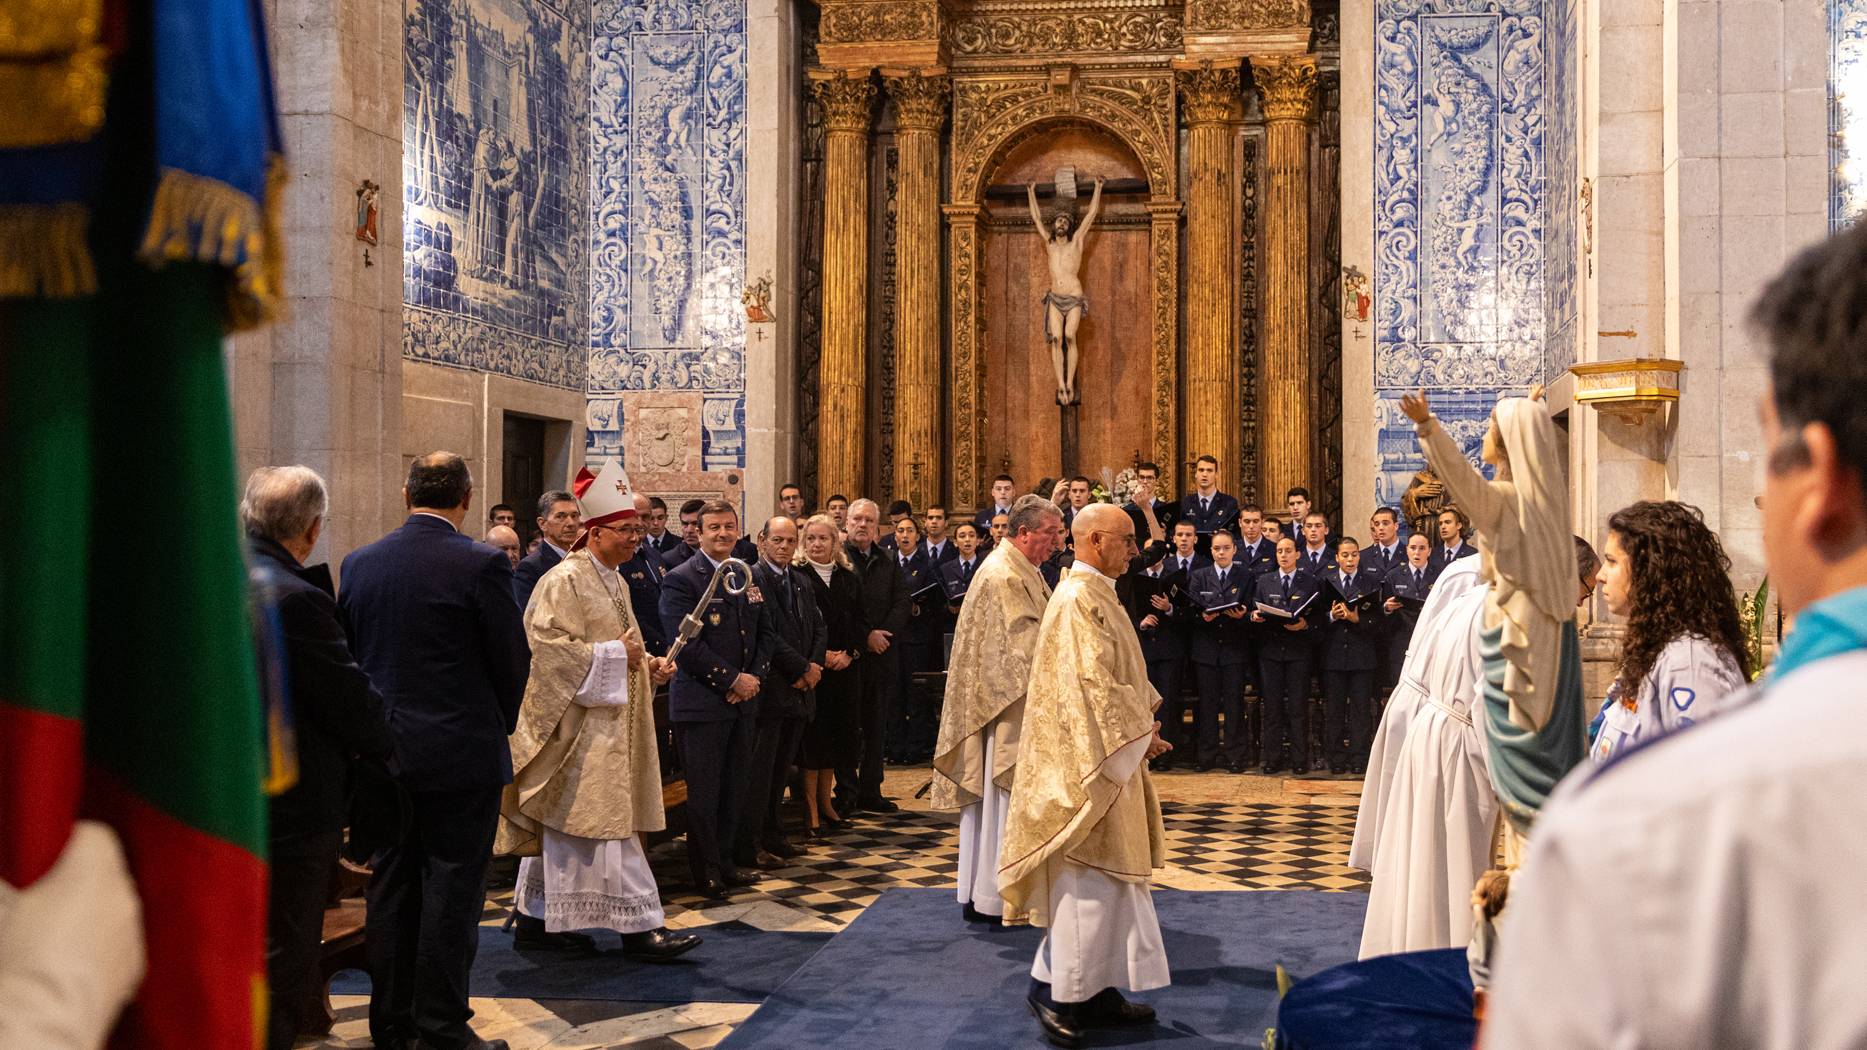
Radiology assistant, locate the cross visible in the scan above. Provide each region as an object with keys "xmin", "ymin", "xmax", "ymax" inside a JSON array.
[{"xmin": 616, "ymin": 480, "xmax": 628, "ymax": 493}]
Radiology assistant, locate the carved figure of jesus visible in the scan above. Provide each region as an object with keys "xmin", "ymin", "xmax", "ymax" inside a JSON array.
[{"xmin": 1027, "ymin": 175, "xmax": 1104, "ymax": 406}]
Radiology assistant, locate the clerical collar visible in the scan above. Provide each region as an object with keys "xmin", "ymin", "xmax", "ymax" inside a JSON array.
[{"xmin": 411, "ymin": 510, "xmax": 458, "ymax": 532}]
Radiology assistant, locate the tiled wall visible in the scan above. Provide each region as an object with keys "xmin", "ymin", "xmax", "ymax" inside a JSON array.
[
  {"xmin": 401, "ymin": 0, "xmax": 591, "ymax": 390},
  {"xmin": 584, "ymin": 0, "xmax": 749, "ymax": 472},
  {"xmin": 1371, "ymin": 0, "xmax": 1560, "ymax": 509},
  {"xmin": 1545, "ymin": 0, "xmax": 1579, "ymax": 375},
  {"xmin": 1834, "ymin": 0, "xmax": 1867, "ymax": 228}
]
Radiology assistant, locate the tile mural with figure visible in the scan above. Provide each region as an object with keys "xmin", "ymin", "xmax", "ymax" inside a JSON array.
[
  {"xmin": 1373, "ymin": 0, "xmax": 1569, "ymax": 507},
  {"xmin": 585, "ymin": 0, "xmax": 748, "ymax": 469},
  {"xmin": 403, "ymin": 0, "xmax": 590, "ymax": 389}
]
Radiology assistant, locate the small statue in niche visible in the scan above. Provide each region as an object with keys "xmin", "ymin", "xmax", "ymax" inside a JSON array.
[
  {"xmin": 742, "ymin": 274, "xmax": 774, "ymax": 323},
  {"xmin": 1402, "ymin": 466, "xmax": 1449, "ymax": 539},
  {"xmin": 1343, "ymin": 264, "xmax": 1371, "ymax": 324},
  {"xmin": 355, "ymin": 180, "xmax": 380, "ymax": 246}
]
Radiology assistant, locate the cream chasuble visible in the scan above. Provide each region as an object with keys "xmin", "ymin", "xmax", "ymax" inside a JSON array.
[{"xmin": 932, "ymin": 540, "xmax": 1051, "ymax": 809}]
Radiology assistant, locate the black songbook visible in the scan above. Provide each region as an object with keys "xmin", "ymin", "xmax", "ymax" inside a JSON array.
[
  {"xmin": 1200, "ymin": 593, "xmax": 1244, "ymax": 614},
  {"xmin": 1132, "ymin": 571, "xmax": 1177, "ymax": 608},
  {"xmin": 1385, "ymin": 582, "xmax": 1430, "ymax": 608},
  {"xmin": 1325, "ymin": 576, "xmax": 1381, "ymax": 616},
  {"xmin": 910, "ymin": 576, "xmax": 945, "ymax": 601},
  {"xmin": 942, "ymin": 573, "xmax": 971, "ymax": 602},
  {"xmin": 1255, "ymin": 591, "xmax": 1317, "ymax": 620}
]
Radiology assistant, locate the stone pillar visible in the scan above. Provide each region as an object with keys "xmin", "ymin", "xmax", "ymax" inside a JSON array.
[
  {"xmin": 884, "ymin": 68, "xmax": 949, "ymax": 511},
  {"xmin": 1176, "ymin": 62, "xmax": 1245, "ymax": 485},
  {"xmin": 1255, "ymin": 54, "xmax": 1318, "ymax": 501},
  {"xmin": 810, "ymin": 70, "xmax": 875, "ymax": 502}
]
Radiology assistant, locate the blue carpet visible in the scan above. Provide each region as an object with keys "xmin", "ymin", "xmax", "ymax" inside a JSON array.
[
  {"xmin": 719, "ymin": 888, "xmax": 1368, "ymax": 1049},
  {"xmin": 330, "ymin": 921, "xmax": 832, "ymax": 1004}
]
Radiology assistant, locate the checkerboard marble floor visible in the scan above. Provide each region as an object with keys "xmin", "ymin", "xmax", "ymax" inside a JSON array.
[{"xmin": 303, "ymin": 768, "xmax": 1366, "ymax": 1049}]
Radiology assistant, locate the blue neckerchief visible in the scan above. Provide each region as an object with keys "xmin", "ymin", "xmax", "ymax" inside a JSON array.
[{"xmin": 1773, "ymin": 585, "xmax": 1867, "ymax": 680}]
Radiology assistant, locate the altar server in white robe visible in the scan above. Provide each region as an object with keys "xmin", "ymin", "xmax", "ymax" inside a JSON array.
[
  {"xmin": 1357, "ymin": 573, "xmax": 1495, "ymax": 958},
  {"xmin": 1000, "ymin": 504, "xmax": 1173, "ymax": 1048},
  {"xmin": 496, "ymin": 461, "xmax": 700, "ymax": 960},
  {"xmin": 932, "ymin": 494, "xmax": 1061, "ymax": 924},
  {"xmin": 1349, "ymin": 555, "xmax": 1486, "ymax": 872}
]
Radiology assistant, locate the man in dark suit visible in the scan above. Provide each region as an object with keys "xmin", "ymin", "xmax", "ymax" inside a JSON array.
[
  {"xmin": 659, "ymin": 500, "xmax": 772, "ymax": 899},
  {"xmin": 338, "ymin": 452, "xmax": 530, "ymax": 1050},
  {"xmin": 1363, "ymin": 507, "xmax": 1407, "ymax": 688},
  {"xmin": 841, "ymin": 498, "xmax": 911, "ymax": 814},
  {"xmin": 736, "ymin": 516, "xmax": 826, "ymax": 869},
  {"xmin": 243, "ymin": 466, "xmax": 396, "ymax": 1050},
  {"xmin": 664, "ymin": 498, "xmax": 706, "ymax": 568},
  {"xmin": 1179, "ymin": 454, "xmax": 1241, "ymax": 553},
  {"xmin": 648, "ymin": 496, "xmax": 682, "ymax": 554},
  {"xmin": 1252, "ymin": 536, "xmax": 1320, "ymax": 775},
  {"xmin": 512, "ymin": 489, "xmax": 580, "ymax": 609},
  {"xmin": 1430, "ymin": 506, "xmax": 1477, "ymax": 572},
  {"xmin": 972, "ymin": 474, "xmax": 1018, "ymax": 530},
  {"xmin": 620, "ymin": 491, "xmax": 671, "ymax": 655},
  {"xmin": 1128, "ymin": 538, "xmax": 1190, "ymax": 770},
  {"xmin": 1318, "ymin": 538, "xmax": 1383, "ymax": 774}
]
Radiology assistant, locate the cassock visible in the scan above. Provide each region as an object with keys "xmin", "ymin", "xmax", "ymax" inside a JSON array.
[
  {"xmin": 932, "ymin": 541, "xmax": 1051, "ymax": 918},
  {"xmin": 999, "ymin": 562, "xmax": 1169, "ymax": 1005},
  {"xmin": 1357, "ymin": 577, "xmax": 1496, "ymax": 958},
  {"xmin": 497, "ymin": 550, "xmax": 667, "ymax": 933},
  {"xmin": 1349, "ymin": 556, "xmax": 1484, "ymax": 872}
]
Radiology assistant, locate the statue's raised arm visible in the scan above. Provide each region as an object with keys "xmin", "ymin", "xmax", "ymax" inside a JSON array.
[
  {"xmin": 1026, "ymin": 183, "xmax": 1047, "ymax": 237},
  {"xmin": 1073, "ymin": 176, "xmax": 1105, "ymax": 246}
]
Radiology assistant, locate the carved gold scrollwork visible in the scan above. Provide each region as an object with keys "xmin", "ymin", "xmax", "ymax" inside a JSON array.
[
  {"xmin": 1253, "ymin": 54, "xmax": 1318, "ymax": 122},
  {"xmin": 812, "ymin": 72, "xmax": 878, "ymax": 133},
  {"xmin": 1184, "ymin": 0, "xmax": 1311, "ymax": 33},
  {"xmin": 950, "ymin": 11, "xmax": 1184, "ymax": 56},
  {"xmin": 1176, "ymin": 62, "xmax": 1244, "ymax": 125},
  {"xmin": 884, "ymin": 70, "xmax": 950, "ymax": 130},
  {"xmin": 950, "ymin": 73, "xmax": 1175, "ymax": 203},
  {"xmin": 821, "ymin": 1, "xmax": 940, "ymax": 44}
]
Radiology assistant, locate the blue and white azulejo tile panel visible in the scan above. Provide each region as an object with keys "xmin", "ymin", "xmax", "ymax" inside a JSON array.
[
  {"xmin": 1374, "ymin": 0, "xmax": 1557, "ymax": 506},
  {"xmin": 1544, "ymin": 0, "xmax": 1579, "ymax": 375},
  {"xmin": 402, "ymin": 0, "xmax": 590, "ymax": 390},
  {"xmin": 1833, "ymin": 0, "xmax": 1867, "ymax": 230},
  {"xmin": 586, "ymin": 0, "xmax": 747, "ymax": 468}
]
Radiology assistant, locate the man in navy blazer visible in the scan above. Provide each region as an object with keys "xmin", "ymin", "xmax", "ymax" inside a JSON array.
[
  {"xmin": 338, "ymin": 452, "xmax": 529, "ymax": 1050},
  {"xmin": 659, "ymin": 499, "xmax": 773, "ymax": 899},
  {"xmin": 512, "ymin": 489, "xmax": 581, "ymax": 609}
]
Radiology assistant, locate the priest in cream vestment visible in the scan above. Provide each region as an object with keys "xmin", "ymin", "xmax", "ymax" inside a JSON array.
[
  {"xmin": 999, "ymin": 505, "xmax": 1173, "ymax": 1045},
  {"xmin": 496, "ymin": 465, "xmax": 699, "ymax": 960},
  {"xmin": 932, "ymin": 494, "xmax": 1061, "ymax": 923}
]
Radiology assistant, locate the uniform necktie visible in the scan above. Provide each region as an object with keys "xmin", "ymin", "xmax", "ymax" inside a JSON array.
[
  {"xmin": 1282, "ymin": 574, "xmax": 1292, "ymax": 593},
  {"xmin": 1445, "ymin": 546, "xmax": 1455, "ymax": 561},
  {"xmin": 1201, "ymin": 497, "xmax": 1210, "ymax": 514}
]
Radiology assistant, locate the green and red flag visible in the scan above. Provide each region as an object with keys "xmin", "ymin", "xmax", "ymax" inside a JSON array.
[{"xmin": 1, "ymin": 0, "xmax": 288, "ymax": 1046}]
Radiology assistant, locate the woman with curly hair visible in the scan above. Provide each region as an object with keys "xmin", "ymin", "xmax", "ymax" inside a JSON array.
[{"xmin": 1587, "ymin": 500, "xmax": 1751, "ymax": 764}]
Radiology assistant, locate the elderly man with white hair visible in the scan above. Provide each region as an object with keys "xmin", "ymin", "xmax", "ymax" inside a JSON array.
[
  {"xmin": 840, "ymin": 498, "xmax": 911, "ymax": 815},
  {"xmin": 241, "ymin": 465, "xmax": 396, "ymax": 1050}
]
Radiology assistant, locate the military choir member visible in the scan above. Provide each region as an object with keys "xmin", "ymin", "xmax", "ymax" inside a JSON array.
[
  {"xmin": 1253, "ymin": 536, "xmax": 1320, "ymax": 774},
  {"xmin": 988, "ymin": 511, "xmax": 1011, "ymax": 550},
  {"xmin": 619, "ymin": 492, "xmax": 670, "ymax": 655},
  {"xmin": 1123, "ymin": 461, "xmax": 1178, "ymax": 563},
  {"xmin": 659, "ymin": 500, "xmax": 772, "ymax": 899},
  {"xmin": 1319, "ymin": 537, "xmax": 1382, "ymax": 775},
  {"xmin": 648, "ymin": 496, "xmax": 680, "ymax": 554},
  {"xmin": 825, "ymin": 494, "xmax": 850, "ymax": 532},
  {"xmin": 1380, "ymin": 533, "xmax": 1437, "ymax": 690},
  {"xmin": 842, "ymin": 499, "xmax": 910, "ymax": 814},
  {"xmin": 973, "ymin": 474, "xmax": 1018, "ymax": 531},
  {"xmin": 736, "ymin": 517, "xmax": 826, "ymax": 870},
  {"xmin": 1298, "ymin": 511, "xmax": 1337, "ymax": 574},
  {"xmin": 923, "ymin": 505, "xmax": 959, "ymax": 565},
  {"xmin": 664, "ymin": 498, "xmax": 705, "ymax": 568},
  {"xmin": 891, "ymin": 515, "xmax": 942, "ymax": 762},
  {"xmin": 1233, "ymin": 503, "xmax": 1275, "ymax": 574},
  {"xmin": 1188, "ymin": 531, "xmax": 1254, "ymax": 773},
  {"xmin": 1429, "ymin": 506, "xmax": 1475, "ymax": 572},
  {"xmin": 877, "ymin": 500, "xmax": 914, "ymax": 552},
  {"xmin": 941, "ymin": 522, "xmax": 985, "ymax": 613},
  {"xmin": 1179, "ymin": 454, "xmax": 1240, "ymax": 553},
  {"xmin": 1364, "ymin": 507, "xmax": 1405, "ymax": 577},
  {"xmin": 777, "ymin": 482, "xmax": 807, "ymax": 523}
]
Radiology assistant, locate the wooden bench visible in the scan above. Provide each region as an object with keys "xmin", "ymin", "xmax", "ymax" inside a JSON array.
[{"xmin": 301, "ymin": 856, "xmax": 370, "ymax": 1038}]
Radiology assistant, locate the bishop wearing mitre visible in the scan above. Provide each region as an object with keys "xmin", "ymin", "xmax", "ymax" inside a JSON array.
[
  {"xmin": 496, "ymin": 460, "xmax": 700, "ymax": 961},
  {"xmin": 932, "ymin": 494, "xmax": 1063, "ymax": 925},
  {"xmin": 999, "ymin": 503, "xmax": 1173, "ymax": 1047}
]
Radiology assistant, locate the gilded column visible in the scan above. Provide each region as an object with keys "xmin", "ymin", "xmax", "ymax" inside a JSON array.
[
  {"xmin": 945, "ymin": 203, "xmax": 983, "ymax": 510},
  {"xmin": 811, "ymin": 70, "xmax": 876, "ymax": 502},
  {"xmin": 1255, "ymin": 55, "xmax": 1318, "ymax": 501},
  {"xmin": 884, "ymin": 69, "xmax": 949, "ymax": 512},
  {"xmin": 1176, "ymin": 62, "xmax": 1244, "ymax": 486}
]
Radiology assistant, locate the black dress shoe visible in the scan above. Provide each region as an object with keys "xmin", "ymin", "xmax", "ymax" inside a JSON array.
[
  {"xmin": 803, "ymin": 825, "xmax": 827, "ymax": 840},
  {"xmin": 721, "ymin": 869, "xmax": 759, "ymax": 888},
  {"xmin": 961, "ymin": 901, "xmax": 1004, "ymax": 926},
  {"xmin": 1330, "ymin": 762, "xmax": 1348, "ymax": 775},
  {"xmin": 1192, "ymin": 761, "xmax": 1212, "ymax": 773},
  {"xmin": 857, "ymin": 794, "xmax": 900, "ymax": 814},
  {"xmin": 752, "ymin": 849, "xmax": 786, "ymax": 870},
  {"xmin": 1350, "ymin": 763, "xmax": 1366, "ymax": 775},
  {"xmin": 621, "ymin": 927, "xmax": 702, "ymax": 962},
  {"xmin": 763, "ymin": 836, "xmax": 803, "ymax": 859},
  {"xmin": 696, "ymin": 878, "xmax": 729, "ymax": 901},
  {"xmin": 1026, "ymin": 994, "xmax": 1085, "ymax": 1048},
  {"xmin": 511, "ymin": 914, "xmax": 596, "ymax": 952},
  {"xmin": 1082, "ymin": 987, "xmax": 1156, "ymax": 1027},
  {"xmin": 1226, "ymin": 762, "xmax": 1244, "ymax": 774},
  {"xmin": 1292, "ymin": 764, "xmax": 1309, "ymax": 776},
  {"xmin": 1260, "ymin": 763, "xmax": 1280, "ymax": 775},
  {"xmin": 414, "ymin": 1040, "xmax": 508, "ymax": 1050}
]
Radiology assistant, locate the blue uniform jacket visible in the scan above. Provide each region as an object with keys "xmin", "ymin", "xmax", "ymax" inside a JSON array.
[
  {"xmin": 1254, "ymin": 565, "xmax": 1322, "ymax": 662},
  {"xmin": 659, "ymin": 552, "xmax": 774, "ymax": 721},
  {"xmin": 1188, "ymin": 563, "xmax": 1254, "ymax": 667},
  {"xmin": 1179, "ymin": 490, "xmax": 1241, "ymax": 538},
  {"xmin": 1318, "ymin": 566, "xmax": 1385, "ymax": 672},
  {"xmin": 621, "ymin": 544, "xmax": 670, "ymax": 655}
]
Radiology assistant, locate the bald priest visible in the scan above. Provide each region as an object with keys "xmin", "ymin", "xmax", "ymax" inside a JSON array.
[{"xmin": 998, "ymin": 504, "xmax": 1174, "ymax": 1047}]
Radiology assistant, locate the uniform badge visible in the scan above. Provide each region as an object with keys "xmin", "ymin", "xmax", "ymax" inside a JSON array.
[
  {"xmin": 747, "ymin": 586, "xmax": 764, "ymax": 604},
  {"xmin": 709, "ymin": 612, "xmax": 722, "ymax": 627}
]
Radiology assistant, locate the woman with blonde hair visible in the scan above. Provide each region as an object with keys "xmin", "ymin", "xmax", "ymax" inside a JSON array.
[{"xmin": 792, "ymin": 514, "xmax": 864, "ymax": 835}]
